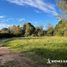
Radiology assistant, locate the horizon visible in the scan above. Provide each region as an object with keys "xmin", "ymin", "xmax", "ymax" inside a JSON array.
[{"xmin": 0, "ymin": 0, "xmax": 61, "ymax": 29}]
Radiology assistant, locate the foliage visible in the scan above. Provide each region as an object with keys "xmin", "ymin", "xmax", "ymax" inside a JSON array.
[
  {"xmin": 55, "ymin": 20, "xmax": 67, "ymax": 36},
  {"xmin": 9, "ymin": 25, "xmax": 22, "ymax": 36},
  {"xmin": 23, "ymin": 22, "xmax": 35, "ymax": 36},
  {"xmin": 0, "ymin": 20, "xmax": 67, "ymax": 38},
  {"xmin": 47, "ymin": 23, "xmax": 54, "ymax": 36},
  {"xmin": 56, "ymin": 0, "xmax": 67, "ymax": 14},
  {"xmin": 35, "ymin": 26, "xmax": 44, "ymax": 36},
  {"xmin": 56, "ymin": 0, "xmax": 67, "ymax": 19}
]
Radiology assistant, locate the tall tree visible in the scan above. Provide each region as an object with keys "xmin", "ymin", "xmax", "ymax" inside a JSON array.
[
  {"xmin": 56, "ymin": 0, "xmax": 67, "ymax": 14},
  {"xmin": 23, "ymin": 22, "xmax": 35, "ymax": 36},
  {"xmin": 56, "ymin": 0, "xmax": 67, "ymax": 20},
  {"xmin": 55, "ymin": 20, "xmax": 67, "ymax": 36}
]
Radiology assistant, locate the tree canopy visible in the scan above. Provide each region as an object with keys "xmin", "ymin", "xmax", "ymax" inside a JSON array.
[
  {"xmin": 0, "ymin": 20, "xmax": 67, "ymax": 38},
  {"xmin": 56, "ymin": 0, "xmax": 67, "ymax": 14}
]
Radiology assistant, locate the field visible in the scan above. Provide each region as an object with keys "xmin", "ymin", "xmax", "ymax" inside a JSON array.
[{"xmin": 0, "ymin": 36, "xmax": 67, "ymax": 67}]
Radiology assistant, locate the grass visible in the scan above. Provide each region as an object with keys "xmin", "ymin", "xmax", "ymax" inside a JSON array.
[
  {"xmin": 0, "ymin": 61, "xmax": 21, "ymax": 67},
  {"xmin": 3, "ymin": 36, "xmax": 67, "ymax": 51},
  {"xmin": 0, "ymin": 36, "xmax": 67, "ymax": 67}
]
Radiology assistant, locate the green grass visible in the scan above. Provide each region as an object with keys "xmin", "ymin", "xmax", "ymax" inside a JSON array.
[
  {"xmin": 0, "ymin": 61, "xmax": 21, "ymax": 67},
  {"xmin": 3, "ymin": 36, "xmax": 67, "ymax": 51},
  {"xmin": 0, "ymin": 36, "xmax": 67, "ymax": 67}
]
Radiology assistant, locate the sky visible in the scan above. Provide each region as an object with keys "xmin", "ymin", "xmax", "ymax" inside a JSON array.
[{"xmin": 0, "ymin": 0, "xmax": 61, "ymax": 29}]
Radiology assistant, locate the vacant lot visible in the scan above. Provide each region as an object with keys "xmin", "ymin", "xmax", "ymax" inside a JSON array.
[{"xmin": 0, "ymin": 36, "xmax": 67, "ymax": 67}]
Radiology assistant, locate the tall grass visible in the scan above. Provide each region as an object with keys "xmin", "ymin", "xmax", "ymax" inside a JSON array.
[{"xmin": 3, "ymin": 36, "xmax": 67, "ymax": 51}]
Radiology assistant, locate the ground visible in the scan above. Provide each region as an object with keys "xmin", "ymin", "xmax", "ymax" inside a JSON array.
[
  {"xmin": 0, "ymin": 47, "xmax": 33, "ymax": 67},
  {"xmin": 0, "ymin": 36, "xmax": 67, "ymax": 67},
  {"xmin": 0, "ymin": 47, "xmax": 50, "ymax": 67}
]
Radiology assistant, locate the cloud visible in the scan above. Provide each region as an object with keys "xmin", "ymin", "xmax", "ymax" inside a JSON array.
[
  {"xmin": 18, "ymin": 18, "xmax": 25, "ymax": 22},
  {"xmin": 0, "ymin": 22, "xmax": 12, "ymax": 29},
  {"xmin": 6, "ymin": 0, "xmax": 59, "ymax": 16},
  {"xmin": 0, "ymin": 16, "xmax": 6, "ymax": 19},
  {"xmin": 0, "ymin": 17, "xmax": 25, "ymax": 29}
]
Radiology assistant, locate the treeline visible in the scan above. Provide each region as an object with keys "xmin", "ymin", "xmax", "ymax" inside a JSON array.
[{"xmin": 0, "ymin": 20, "xmax": 67, "ymax": 38}]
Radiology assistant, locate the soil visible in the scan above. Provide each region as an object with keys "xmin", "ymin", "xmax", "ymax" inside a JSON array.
[{"xmin": 0, "ymin": 47, "xmax": 33, "ymax": 67}]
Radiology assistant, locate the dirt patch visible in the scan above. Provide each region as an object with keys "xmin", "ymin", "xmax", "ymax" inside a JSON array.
[
  {"xmin": 0, "ymin": 47, "xmax": 10, "ymax": 56},
  {"xmin": 0, "ymin": 47, "xmax": 33, "ymax": 67}
]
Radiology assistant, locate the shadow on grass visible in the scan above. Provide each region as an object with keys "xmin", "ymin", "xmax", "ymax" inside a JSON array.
[
  {"xmin": 20, "ymin": 48, "xmax": 67, "ymax": 67},
  {"xmin": 0, "ymin": 61, "xmax": 21, "ymax": 67}
]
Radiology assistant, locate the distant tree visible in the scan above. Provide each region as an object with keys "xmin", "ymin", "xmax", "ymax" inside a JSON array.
[
  {"xmin": 0, "ymin": 28, "xmax": 9, "ymax": 33},
  {"xmin": 2, "ymin": 28, "xmax": 8, "ymax": 31},
  {"xmin": 47, "ymin": 23, "xmax": 54, "ymax": 36},
  {"xmin": 9, "ymin": 25, "xmax": 22, "ymax": 36},
  {"xmin": 1, "ymin": 20, "xmax": 67, "ymax": 38},
  {"xmin": 0, "ymin": 28, "xmax": 11, "ymax": 38},
  {"xmin": 23, "ymin": 22, "xmax": 35, "ymax": 36},
  {"xmin": 35, "ymin": 26, "xmax": 44, "ymax": 36}
]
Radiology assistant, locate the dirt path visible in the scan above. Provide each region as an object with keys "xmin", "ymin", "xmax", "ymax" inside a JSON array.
[
  {"xmin": 0, "ymin": 47, "xmax": 10, "ymax": 55},
  {"xmin": 0, "ymin": 47, "xmax": 33, "ymax": 67},
  {"xmin": 0, "ymin": 47, "xmax": 13, "ymax": 64}
]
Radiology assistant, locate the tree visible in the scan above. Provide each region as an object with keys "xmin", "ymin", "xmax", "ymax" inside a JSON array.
[
  {"xmin": 56, "ymin": 0, "xmax": 67, "ymax": 14},
  {"xmin": 64, "ymin": 30, "xmax": 67, "ymax": 36},
  {"xmin": 35, "ymin": 26, "xmax": 44, "ymax": 36},
  {"xmin": 47, "ymin": 23, "xmax": 54, "ymax": 36},
  {"xmin": 55, "ymin": 20, "xmax": 67, "ymax": 36},
  {"xmin": 56, "ymin": 0, "xmax": 67, "ymax": 20},
  {"xmin": 23, "ymin": 22, "xmax": 35, "ymax": 36},
  {"xmin": 9, "ymin": 25, "xmax": 22, "ymax": 36},
  {"xmin": 0, "ymin": 28, "xmax": 11, "ymax": 38}
]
